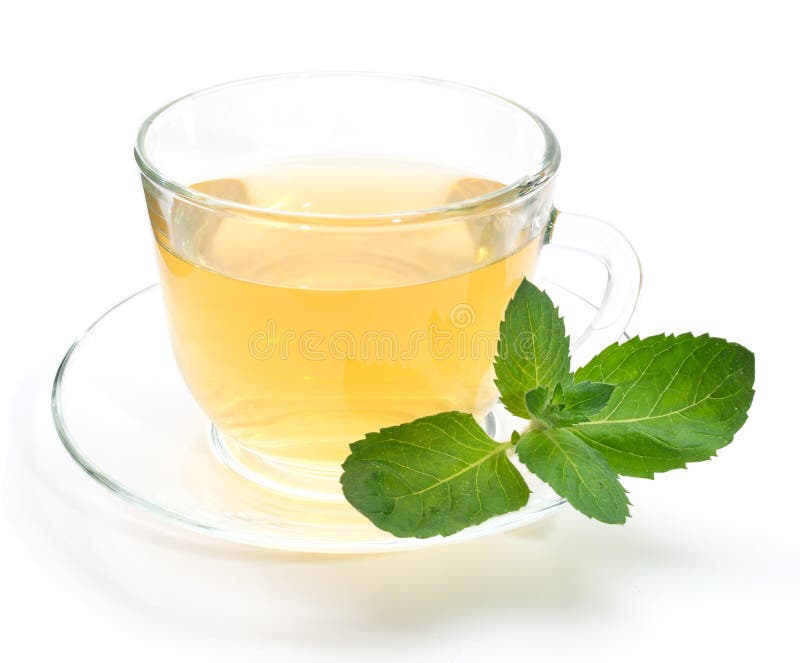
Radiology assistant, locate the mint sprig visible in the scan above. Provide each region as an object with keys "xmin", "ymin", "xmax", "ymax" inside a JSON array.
[{"xmin": 340, "ymin": 279, "xmax": 755, "ymax": 537}]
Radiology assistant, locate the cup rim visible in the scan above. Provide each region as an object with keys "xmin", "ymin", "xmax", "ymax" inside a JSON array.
[{"xmin": 134, "ymin": 72, "xmax": 561, "ymax": 225}]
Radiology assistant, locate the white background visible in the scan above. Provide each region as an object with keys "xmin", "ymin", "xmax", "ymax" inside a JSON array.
[{"xmin": 2, "ymin": 1, "xmax": 798, "ymax": 660}]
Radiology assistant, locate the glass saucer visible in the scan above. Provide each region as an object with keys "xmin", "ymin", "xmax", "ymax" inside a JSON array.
[{"xmin": 51, "ymin": 279, "xmax": 622, "ymax": 554}]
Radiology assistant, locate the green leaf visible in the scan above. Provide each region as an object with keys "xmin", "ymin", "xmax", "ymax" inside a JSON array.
[
  {"xmin": 524, "ymin": 381, "xmax": 616, "ymax": 426},
  {"xmin": 553, "ymin": 381, "xmax": 616, "ymax": 421},
  {"xmin": 569, "ymin": 333, "xmax": 755, "ymax": 478},
  {"xmin": 340, "ymin": 412, "xmax": 530, "ymax": 538},
  {"xmin": 524, "ymin": 387, "xmax": 551, "ymax": 419},
  {"xmin": 516, "ymin": 428, "xmax": 630, "ymax": 524},
  {"xmin": 494, "ymin": 279, "xmax": 571, "ymax": 418}
]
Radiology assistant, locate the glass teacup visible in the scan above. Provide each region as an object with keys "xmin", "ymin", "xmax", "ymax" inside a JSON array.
[{"xmin": 135, "ymin": 73, "xmax": 639, "ymax": 499}]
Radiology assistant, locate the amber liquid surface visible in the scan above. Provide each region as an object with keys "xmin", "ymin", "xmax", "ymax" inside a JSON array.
[{"xmin": 152, "ymin": 157, "xmax": 541, "ymax": 466}]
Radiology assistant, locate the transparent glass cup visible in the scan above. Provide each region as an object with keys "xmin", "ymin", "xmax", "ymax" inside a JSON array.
[{"xmin": 135, "ymin": 73, "xmax": 640, "ymax": 500}]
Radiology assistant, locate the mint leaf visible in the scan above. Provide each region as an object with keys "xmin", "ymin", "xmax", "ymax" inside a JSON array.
[
  {"xmin": 553, "ymin": 381, "xmax": 616, "ymax": 421},
  {"xmin": 340, "ymin": 412, "xmax": 529, "ymax": 538},
  {"xmin": 524, "ymin": 381, "xmax": 615, "ymax": 426},
  {"xmin": 524, "ymin": 387, "xmax": 551, "ymax": 419},
  {"xmin": 494, "ymin": 279, "xmax": 571, "ymax": 418},
  {"xmin": 516, "ymin": 428, "xmax": 629, "ymax": 524},
  {"xmin": 569, "ymin": 333, "xmax": 755, "ymax": 478}
]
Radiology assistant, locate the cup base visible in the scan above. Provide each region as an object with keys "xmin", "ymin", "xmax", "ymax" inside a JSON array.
[
  {"xmin": 209, "ymin": 425, "xmax": 347, "ymax": 502},
  {"xmin": 208, "ymin": 410, "xmax": 502, "ymax": 502}
]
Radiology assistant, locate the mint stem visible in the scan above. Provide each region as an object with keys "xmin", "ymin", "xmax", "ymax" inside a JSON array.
[{"xmin": 522, "ymin": 418, "xmax": 549, "ymax": 436}]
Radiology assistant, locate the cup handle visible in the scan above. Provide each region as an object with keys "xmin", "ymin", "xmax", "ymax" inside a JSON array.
[{"xmin": 541, "ymin": 210, "xmax": 641, "ymax": 366}]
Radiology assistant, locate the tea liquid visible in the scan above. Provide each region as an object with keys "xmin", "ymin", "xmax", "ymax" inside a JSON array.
[{"xmin": 151, "ymin": 157, "xmax": 541, "ymax": 465}]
